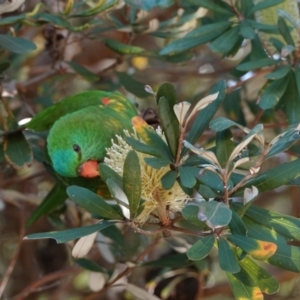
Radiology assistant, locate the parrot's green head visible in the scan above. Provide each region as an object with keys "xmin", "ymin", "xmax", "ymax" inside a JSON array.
[{"xmin": 47, "ymin": 108, "xmax": 108, "ymax": 178}]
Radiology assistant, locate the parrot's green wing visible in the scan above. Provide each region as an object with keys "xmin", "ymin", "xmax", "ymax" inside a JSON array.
[{"xmin": 26, "ymin": 91, "xmax": 137, "ymax": 132}]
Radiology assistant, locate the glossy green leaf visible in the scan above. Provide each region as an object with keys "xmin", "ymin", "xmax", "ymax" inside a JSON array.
[
  {"xmin": 157, "ymin": 82, "xmax": 179, "ymax": 157},
  {"xmin": 99, "ymin": 163, "xmax": 123, "ymax": 187},
  {"xmin": 123, "ymin": 151, "xmax": 141, "ymax": 219},
  {"xmin": 283, "ymin": 70, "xmax": 300, "ymax": 124},
  {"xmin": 144, "ymin": 157, "xmax": 171, "ymax": 168},
  {"xmin": 182, "ymin": 205, "xmax": 207, "ymax": 227},
  {"xmin": 241, "ymin": 158, "xmax": 300, "ymax": 194},
  {"xmin": 240, "ymin": 20, "xmax": 256, "ymax": 39},
  {"xmin": 187, "ymin": 235, "xmax": 215, "ymax": 260},
  {"xmin": 229, "ymin": 209, "xmax": 248, "ymax": 236},
  {"xmin": 125, "ymin": 0, "xmax": 173, "ymax": 10},
  {"xmin": 237, "ymin": 58, "xmax": 279, "ymax": 71},
  {"xmin": 3, "ymin": 132, "xmax": 33, "ymax": 169},
  {"xmin": 0, "ymin": 14, "xmax": 26, "ymax": 25},
  {"xmin": 209, "ymin": 117, "xmax": 239, "ymax": 132},
  {"xmin": 218, "ymin": 238, "xmax": 240, "ymax": 273},
  {"xmin": 159, "ymin": 22, "xmax": 231, "ymax": 55},
  {"xmin": 209, "ymin": 26, "xmax": 240, "ymax": 54},
  {"xmin": 197, "ymin": 169, "xmax": 224, "ymax": 192},
  {"xmin": 27, "ymin": 183, "xmax": 68, "ymax": 225},
  {"xmin": 239, "ymin": 256, "xmax": 279, "ymax": 294},
  {"xmin": 247, "ymin": 0, "xmax": 284, "ymax": 15},
  {"xmin": 25, "ymin": 221, "xmax": 115, "ymax": 243},
  {"xmin": 198, "ymin": 184, "xmax": 219, "ymax": 199},
  {"xmin": 216, "ymin": 129, "xmax": 235, "ymax": 168},
  {"xmin": 247, "ymin": 20, "xmax": 279, "ymax": 33},
  {"xmin": 105, "ymin": 39, "xmax": 145, "ymax": 55},
  {"xmin": 226, "ymin": 271, "xmax": 263, "ymax": 300},
  {"xmin": 178, "ymin": 166, "xmax": 197, "ymax": 188},
  {"xmin": 259, "ymin": 75, "xmax": 289, "ymax": 109},
  {"xmin": 227, "ymin": 235, "xmax": 277, "ymax": 260},
  {"xmin": 116, "ymin": 72, "xmax": 150, "ymax": 98},
  {"xmin": 76, "ymin": 258, "xmax": 107, "ymax": 273},
  {"xmin": 235, "ymin": 203, "xmax": 300, "ymax": 240},
  {"xmin": 264, "ymin": 65, "xmax": 291, "ymax": 80},
  {"xmin": 161, "ymin": 170, "xmax": 177, "ymax": 190},
  {"xmin": 184, "ymin": 80, "xmax": 225, "ymax": 155},
  {"xmin": 0, "ymin": 34, "xmax": 37, "ymax": 53},
  {"xmin": 188, "ymin": 0, "xmax": 233, "ymax": 15},
  {"xmin": 278, "ymin": 17, "xmax": 295, "ymax": 46},
  {"xmin": 198, "ymin": 201, "xmax": 232, "ymax": 228},
  {"xmin": 33, "ymin": 13, "xmax": 70, "ymax": 28},
  {"xmin": 66, "ymin": 61, "xmax": 99, "ymax": 82},
  {"xmin": 67, "ymin": 186, "xmax": 123, "ymax": 219}
]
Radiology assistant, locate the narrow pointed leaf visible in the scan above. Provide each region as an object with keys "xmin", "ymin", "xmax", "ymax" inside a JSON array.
[
  {"xmin": 218, "ymin": 238, "xmax": 240, "ymax": 273},
  {"xmin": 264, "ymin": 65, "xmax": 291, "ymax": 80},
  {"xmin": 237, "ymin": 58, "xmax": 278, "ymax": 71},
  {"xmin": 99, "ymin": 163, "xmax": 123, "ymax": 186},
  {"xmin": 229, "ymin": 209, "xmax": 248, "ymax": 236},
  {"xmin": 25, "ymin": 221, "xmax": 115, "ymax": 243},
  {"xmin": 216, "ymin": 129, "xmax": 235, "ymax": 168},
  {"xmin": 66, "ymin": 61, "xmax": 99, "ymax": 82},
  {"xmin": 187, "ymin": 235, "xmax": 215, "ymax": 260},
  {"xmin": 123, "ymin": 151, "xmax": 141, "ymax": 219},
  {"xmin": 67, "ymin": 186, "xmax": 123, "ymax": 220},
  {"xmin": 0, "ymin": 34, "xmax": 36, "ymax": 53}
]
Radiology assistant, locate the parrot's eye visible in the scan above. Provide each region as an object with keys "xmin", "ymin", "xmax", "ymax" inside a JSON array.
[{"xmin": 73, "ymin": 144, "xmax": 81, "ymax": 153}]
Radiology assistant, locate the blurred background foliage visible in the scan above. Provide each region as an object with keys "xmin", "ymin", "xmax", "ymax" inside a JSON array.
[{"xmin": 2, "ymin": 0, "xmax": 300, "ymax": 299}]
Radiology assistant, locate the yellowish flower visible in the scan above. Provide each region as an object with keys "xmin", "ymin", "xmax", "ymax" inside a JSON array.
[{"xmin": 104, "ymin": 130, "xmax": 189, "ymax": 225}]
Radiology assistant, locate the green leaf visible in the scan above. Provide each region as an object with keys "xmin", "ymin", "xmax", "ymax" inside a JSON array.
[
  {"xmin": 25, "ymin": 221, "xmax": 115, "ymax": 243},
  {"xmin": 237, "ymin": 58, "xmax": 279, "ymax": 71},
  {"xmin": 229, "ymin": 209, "xmax": 248, "ymax": 236},
  {"xmin": 27, "ymin": 183, "xmax": 68, "ymax": 225},
  {"xmin": 283, "ymin": 70, "xmax": 300, "ymax": 124},
  {"xmin": 104, "ymin": 39, "xmax": 145, "ymax": 55},
  {"xmin": 159, "ymin": 22, "xmax": 231, "ymax": 55},
  {"xmin": 99, "ymin": 163, "xmax": 123, "ymax": 187},
  {"xmin": 216, "ymin": 129, "xmax": 235, "ymax": 168},
  {"xmin": 235, "ymin": 203, "xmax": 300, "ymax": 240},
  {"xmin": 0, "ymin": 61, "xmax": 10, "ymax": 73},
  {"xmin": 0, "ymin": 34, "xmax": 37, "ymax": 53},
  {"xmin": 157, "ymin": 83, "xmax": 179, "ymax": 157},
  {"xmin": 116, "ymin": 72, "xmax": 150, "ymax": 98},
  {"xmin": 123, "ymin": 151, "xmax": 141, "ymax": 219},
  {"xmin": 209, "ymin": 26, "xmax": 240, "ymax": 54},
  {"xmin": 3, "ymin": 132, "xmax": 33, "ymax": 169},
  {"xmin": 278, "ymin": 16, "xmax": 295, "ymax": 46},
  {"xmin": 197, "ymin": 169, "xmax": 224, "ymax": 192},
  {"xmin": 67, "ymin": 186, "xmax": 123, "ymax": 219},
  {"xmin": 198, "ymin": 184, "xmax": 219, "ymax": 199},
  {"xmin": 161, "ymin": 170, "xmax": 177, "ymax": 190},
  {"xmin": 0, "ymin": 14, "xmax": 26, "ymax": 25},
  {"xmin": 198, "ymin": 201, "xmax": 232, "ymax": 228},
  {"xmin": 178, "ymin": 166, "xmax": 197, "ymax": 188},
  {"xmin": 241, "ymin": 158, "xmax": 300, "ymax": 194},
  {"xmin": 184, "ymin": 80, "xmax": 225, "ymax": 155},
  {"xmin": 264, "ymin": 65, "xmax": 291, "ymax": 80},
  {"xmin": 66, "ymin": 61, "xmax": 99, "ymax": 82},
  {"xmin": 239, "ymin": 256, "xmax": 279, "ymax": 294},
  {"xmin": 33, "ymin": 13, "xmax": 70, "ymax": 28},
  {"xmin": 259, "ymin": 75, "xmax": 289, "ymax": 109},
  {"xmin": 182, "ymin": 205, "xmax": 207, "ymax": 227},
  {"xmin": 76, "ymin": 258, "xmax": 107, "ymax": 273},
  {"xmin": 227, "ymin": 235, "xmax": 277, "ymax": 260},
  {"xmin": 226, "ymin": 271, "xmax": 263, "ymax": 300},
  {"xmin": 218, "ymin": 238, "xmax": 240, "ymax": 273},
  {"xmin": 240, "ymin": 20, "xmax": 256, "ymax": 39},
  {"xmin": 125, "ymin": 0, "xmax": 174, "ymax": 10},
  {"xmin": 188, "ymin": 0, "xmax": 233, "ymax": 15},
  {"xmin": 187, "ymin": 235, "xmax": 215, "ymax": 260},
  {"xmin": 125, "ymin": 137, "xmax": 169, "ymax": 159},
  {"xmin": 144, "ymin": 157, "xmax": 171, "ymax": 168},
  {"xmin": 209, "ymin": 117, "xmax": 239, "ymax": 132},
  {"xmin": 247, "ymin": 0, "xmax": 284, "ymax": 15}
]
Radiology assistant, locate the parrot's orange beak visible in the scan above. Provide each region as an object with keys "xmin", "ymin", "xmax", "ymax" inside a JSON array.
[{"xmin": 77, "ymin": 160, "xmax": 99, "ymax": 178}]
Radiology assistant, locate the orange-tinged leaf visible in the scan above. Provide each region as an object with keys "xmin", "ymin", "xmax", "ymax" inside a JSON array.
[
  {"xmin": 131, "ymin": 116, "xmax": 151, "ymax": 142},
  {"xmin": 228, "ymin": 234, "xmax": 277, "ymax": 261}
]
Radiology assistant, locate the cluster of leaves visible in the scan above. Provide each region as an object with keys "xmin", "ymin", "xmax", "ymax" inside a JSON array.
[{"xmin": 24, "ymin": 79, "xmax": 300, "ymax": 300}]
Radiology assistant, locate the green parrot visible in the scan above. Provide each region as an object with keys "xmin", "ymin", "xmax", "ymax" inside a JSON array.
[{"xmin": 43, "ymin": 91, "xmax": 138, "ymax": 178}]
